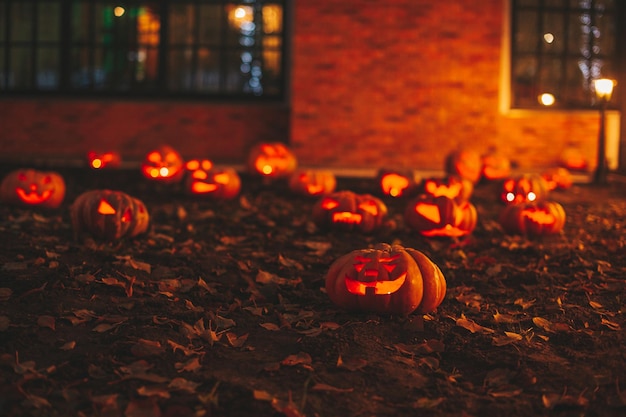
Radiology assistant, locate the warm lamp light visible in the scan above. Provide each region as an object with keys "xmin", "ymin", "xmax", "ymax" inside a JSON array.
[{"xmin": 593, "ymin": 78, "xmax": 616, "ymax": 185}]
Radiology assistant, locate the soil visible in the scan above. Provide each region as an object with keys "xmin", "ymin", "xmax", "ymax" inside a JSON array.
[{"xmin": 0, "ymin": 166, "xmax": 625, "ymax": 417}]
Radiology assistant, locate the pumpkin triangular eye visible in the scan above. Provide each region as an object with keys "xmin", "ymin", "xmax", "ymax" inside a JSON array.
[
  {"xmin": 358, "ymin": 201, "xmax": 379, "ymax": 216},
  {"xmin": 186, "ymin": 160, "xmax": 200, "ymax": 170},
  {"xmin": 17, "ymin": 173, "xmax": 27, "ymax": 181},
  {"xmin": 415, "ymin": 203, "xmax": 441, "ymax": 223},
  {"xmin": 214, "ymin": 173, "xmax": 230, "ymax": 184},
  {"xmin": 192, "ymin": 170, "xmax": 208, "ymax": 180},
  {"xmin": 121, "ymin": 208, "xmax": 133, "ymax": 223},
  {"xmin": 97, "ymin": 199, "xmax": 117, "ymax": 215},
  {"xmin": 321, "ymin": 198, "xmax": 339, "ymax": 210},
  {"xmin": 147, "ymin": 151, "xmax": 162, "ymax": 163}
]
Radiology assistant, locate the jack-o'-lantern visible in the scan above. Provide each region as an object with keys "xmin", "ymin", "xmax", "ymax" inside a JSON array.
[
  {"xmin": 404, "ymin": 194, "xmax": 477, "ymax": 237},
  {"xmin": 288, "ymin": 169, "xmax": 336, "ymax": 196},
  {"xmin": 376, "ymin": 169, "xmax": 421, "ymax": 198},
  {"xmin": 184, "ymin": 159, "xmax": 241, "ymax": 200},
  {"xmin": 421, "ymin": 175, "xmax": 473, "ymax": 203},
  {"xmin": 541, "ymin": 167, "xmax": 573, "ymax": 191},
  {"xmin": 312, "ymin": 191, "xmax": 388, "ymax": 233},
  {"xmin": 87, "ymin": 151, "xmax": 122, "ymax": 169},
  {"xmin": 500, "ymin": 174, "xmax": 549, "ymax": 205},
  {"xmin": 325, "ymin": 243, "xmax": 446, "ymax": 316},
  {"xmin": 0, "ymin": 169, "xmax": 66, "ymax": 209},
  {"xmin": 559, "ymin": 145, "xmax": 588, "ymax": 172},
  {"xmin": 70, "ymin": 189, "xmax": 150, "ymax": 240},
  {"xmin": 445, "ymin": 148, "xmax": 482, "ymax": 183},
  {"xmin": 247, "ymin": 142, "xmax": 297, "ymax": 179},
  {"xmin": 499, "ymin": 200, "xmax": 566, "ymax": 237},
  {"xmin": 141, "ymin": 145, "xmax": 185, "ymax": 183},
  {"xmin": 481, "ymin": 149, "xmax": 511, "ymax": 181}
]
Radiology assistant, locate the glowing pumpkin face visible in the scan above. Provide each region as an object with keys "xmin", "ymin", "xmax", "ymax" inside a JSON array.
[
  {"xmin": 541, "ymin": 167, "xmax": 573, "ymax": 191},
  {"xmin": 481, "ymin": 150, "xmax": 511, "ymax": 181},
  {"xmin": 70, "ymin": 189, "xmax": 150, "ymax": 240},
  {"xmin": 184, "ymin": 159, "xmax": 241, "ymax": 200},
  {"xmin": 404, "ymin": 195, "xmax": 477, "ymax": 237},
  {"xmin": 500, "ymin": 174, "xmax": 549, "ymax": 205},
  {"xmin": 499, "ymin": 200, "xmax": 566, "ymax": 236},
  {"xmin": 445, "ymin": 149, "xmax": 482, "ymax": 183},
  {"xmin": 140, "ymin": 145, "xmax": 185, "ymax": 183},
  {"xmin": 247, "ymin": 142, "xmax": 297, "ymax": 179},
  {"xmin": 288, "ymin": 169, "xmax": 336, "ymax": 196},
  {"xmin": 422, "ymin": 175, "xmax": 473, "ymax": 203},
  {"xmin": 559, "ymin": 145, "xmax": 588, "ymax": 172},
  {"xmin": 312, "ymin": 191, "xmax": 388, "ymax": 233},
  {"xmin": 0, "ymin": 169, "xmax": 66, "ymax": 208},
  {"xmin": 325, "ymin": 243, "xmax": 447, "ymax": 316},
  {"xmin": 87, "ymin": 151, "xmax": 121, "ymax": 169},
  {"xmin": 377, "ymin": 169, "xmax": 421, "ymax": 198}
]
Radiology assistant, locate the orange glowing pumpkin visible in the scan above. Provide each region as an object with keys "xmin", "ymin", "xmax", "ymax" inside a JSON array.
[
  {"xmin": 0, "ymin": 169, "xmax": 66, "ymax": 209},
  {"xmin": 445, "ymin": 149, "xmax": 482, "ymax": 183},
  {"xmin": 87, "ymin": 151, "xmax": 122, "ymax": 169},
  {"xmin": 376, "ymin": 169, "xmax": 421, "ymax": 198},
  {"xmin": 481, "ymin": 149, "xmax": 511, "ymax": 181},
  {"xmin": 140, "ymin": 145, "xmax": 185, "ymax": 183},
  {"xmin": 312, "ymin": 191, "xmax": 388, "ymax": 233},
  {"xmin": 288, "ymin": 169, "xmax": 336, "ymax": 196},
  {"xmin": 559, "ymin": 145, "xmax": 588, "ymax": 172},
  {"xmin": 421, "ymin": 175, "xmax": 473, "ymax": 203},
  {"xmin": 500, "ymin": 174, "xmax": 549, "ymax": 205},
  {"xmin": 541, "ymin": 167, "xmax": 573, "ymax": 190},
  {"xmin": 404, "ymin": 194, "xmax": 477, "ymax": 237},
  {"xmin": 325, "ymin": 243, "xmax": 446, "ymax": 316},
  {"xmin": 247, "ymin": 142, "xmax": 297, "ymax": 179},
  {"xmin": 184, "ymin": 159, "xmax": 241, "ymax": 200},
  {"xmin": 70, "ymin": 189, "xmax": 150, "ymax": 240},
  {"xmin": 499, "ymin": 200, "xmax": 566, "ymax": 236}
]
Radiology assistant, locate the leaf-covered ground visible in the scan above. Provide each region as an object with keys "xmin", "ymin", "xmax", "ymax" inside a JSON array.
[{"xmin": 0, "ymin": 167, "xmax": 625, "ymax": 417}]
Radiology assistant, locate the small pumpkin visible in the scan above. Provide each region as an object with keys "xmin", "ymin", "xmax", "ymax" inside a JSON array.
[
  {"xmin": 499, "ymin": 200, "xmax": 566, "ymax": 236},
  {"xmin": 140, "ymin": 145, "xmax": 185, "ymax": 183},
  {"xmin": 500, "ymin": 174, "xmax": 549, "ymax": 205},
  {"xmin": 376, "ymin": 169, "xmax": 421, "ymax": 198},
  {"xmin": 445, "ymin": 148, "xmax": 482, "ymax": 183},
  {"xmin": 0, "ymin": 169, "xmax": 66, "ymax": 208},
  {"xmin": 325, "ymin": 243, "xmax": 446, "ymax": 316},
  {"xmin": 70, "ymin": 189, "xmax": 150, "ymax": 240},
  {"xmin": 87, "ymin": 151, "xmax": 122, "ymax": 169},
  {"xmin": 312, "ymin": 190, "xmax": 388, "ymax": 233},
  {"xmin": 559, "ymin": 145, "xmax": 588, "ymax": 172},
  {"xmin": 421, "ymin": 175, "xmax": 473, "ymax": 203},
  {"xmin": 247, "ymin": 142, "xmax": 297, "ymax": 179},
  {"xmin": 288, "ymin": 169, "xmax": 336, "ymax": 196},
  {"xmin": 541, "ymin": 167, "xmax": 573, "ymax": 191},
  {"xmin": 481, "ymin": 149, "xmax": 511, "ymax": 181},
  {"xmin": 184, "ymin": 159, "xmax": 241, "ymax": 200},
  {"xmin": 404, "ymin": 194, "xmax": 477, "ymax": 237}
]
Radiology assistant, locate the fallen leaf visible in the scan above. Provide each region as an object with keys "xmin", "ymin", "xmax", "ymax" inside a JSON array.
[
  {"xmin": 281, "ymin": 352, "xmax": 313, "ymax": 368},
  {"xmin": 311, "ymin": 383, "xmax": 354, "ymax": 393},
  {"xmin": 456, "ymin": 315, "xmax": 495, "ymax": 334},
  {"xmin": 336, "ymin": 355, "xmax": 367, "ymax": 371}
]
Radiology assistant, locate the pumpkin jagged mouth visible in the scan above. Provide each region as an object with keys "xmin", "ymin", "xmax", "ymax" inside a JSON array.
[
  {"xmin": 420, "ymin": 224, "xmax": 469, "ymax": 237},
  {"xmin": 191, "ymin": 183, "xmax": 218, "ymax": 193},
  {"xmin": 344, "ymin": 273, "xmax": 406, "ymax": 295},
  {"xmin": 332, "ymin": 212, "xmax": 362, "ymax": 224},
  {"xmin": 16, "ymin": 188, "xmax": 52, "ymax": 203}
]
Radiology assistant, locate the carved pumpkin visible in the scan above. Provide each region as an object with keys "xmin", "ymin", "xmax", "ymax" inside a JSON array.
[
  {"xmin": 184, "ymin": 159, "xmax": 241, "ymax": 200},
  {"xmin": 87, "ymin": 151, "xmax": 122, "ymax": 169},
  {"xmin": 288, "ymin": 169, "xmax": 336, "ymax": 196},
  {"xmin": 481, "ymin": 149, "xmax": 511, "ymax": 181},
  {"xmin": 70, "ymin": 190, "xmax": 150, "ymax": 240},
  {"xmin": 376, "ymin": 169, "xmax": 421, "ymax": 198},
  {"xmin": 499, "ymin": 200, "xmax": 566, "ymax": 236},
  {"xmin": 312, "ymin": 191, "xmax": 388, "ymax": 233},
  {"xmin": 325, "ymin": 243, "xmax": 446, "ymax": 316},
  {"xmin": 500, "ymin": 174, "xmax": 549, "ymax": 205},
  {"xmin": 559, "ymin": 145, "xmax": 588, "ymax": 172},
  {"xmin": 247, "ymin": 142, "xmax": 297, "ymax": 179},
  {"xmin": 0, "ymin": 169, "xmax": 66, "ymax": 209},
  {"xmin": 421, "ymin": 175, "xmax": 473, "ymax": 203},
  {"xmin": 404, "ymin": 194, "xmax": 477, "ymax": 237},
  {"xmin": 541, "ymin": 167, "xmax": 573, "ymax": 191},
  {"xmin": 140, "ymin": 145, "xmax": 185, "ymax": 183},
  {"xmin": 445, "ymin": 149, "xmax": 482, "ymax": 183}
]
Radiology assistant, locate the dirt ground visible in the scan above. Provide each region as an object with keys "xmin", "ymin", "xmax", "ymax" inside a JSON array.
[{"xmin": 0, "ymin": 166, "xmax": 624, "ymax": 417}]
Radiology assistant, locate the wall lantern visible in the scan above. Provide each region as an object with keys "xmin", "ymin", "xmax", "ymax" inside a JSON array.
[{"xmin": 593, "ymin": 78, "xmax": 615, "ymax": 184}]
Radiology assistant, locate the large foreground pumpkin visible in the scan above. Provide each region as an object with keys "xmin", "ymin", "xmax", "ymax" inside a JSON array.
[{"xmin": 325, "ymin": 243, "xmax": 446, "ymax": 316}]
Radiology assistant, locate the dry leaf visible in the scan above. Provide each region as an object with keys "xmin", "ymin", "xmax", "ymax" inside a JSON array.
[
  {"xmin": 311, "ymin": 383, "xmax": 354, "ymax": 393},
  {"xmin": 456, "ymin": 315, "xmax": 495, "ymax": 334},
  {"xmin": 37, "ymin": 315, "xmax": 56, "ymax": 331},
  {"xmin": 336, "ymin": 355, "xmax": 367, "ymax": 371}
]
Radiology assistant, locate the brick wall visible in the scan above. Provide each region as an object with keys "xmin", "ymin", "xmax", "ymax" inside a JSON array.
[{"xmin": 290, "ymin": 0, "xmax": 603, "ymax": 172}]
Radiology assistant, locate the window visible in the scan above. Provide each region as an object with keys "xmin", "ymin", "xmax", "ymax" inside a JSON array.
[
  {"xmin": 511, "ymin": 0, "xmax": 618, "ymax": 109},
  {"xmin": 0, "ymin": 0, "xmax": 286, "ymax": 99}
]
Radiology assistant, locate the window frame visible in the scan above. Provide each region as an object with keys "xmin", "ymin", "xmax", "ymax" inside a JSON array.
[{"xmin": 0, "ymin": 0, "xmax": 289, "ymax": 102}]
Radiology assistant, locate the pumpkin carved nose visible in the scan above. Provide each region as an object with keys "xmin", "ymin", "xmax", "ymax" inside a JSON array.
[{"xmin": 364, "ymin": 269, "xmax": 379, "ymax": 279}]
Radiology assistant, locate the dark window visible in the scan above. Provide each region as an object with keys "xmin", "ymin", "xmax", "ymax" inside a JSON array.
[
  {"xmin": 511, "ymin": 0, "xmax": 618, "ymax": 109},
  {"xmin": 0, "ymin": 0, "xmax": 286, "ymax": 99}
]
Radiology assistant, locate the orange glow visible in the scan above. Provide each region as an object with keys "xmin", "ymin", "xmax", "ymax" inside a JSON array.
[
  {"xmin": 97, "ymin": 199, "xmax": 116, "ymax": 215},
  {"xmin": 332, "ymin": 212, "xmax": 362, "ymax": 224},
  {"xmin": 415, "ymin": 203, "xmax": 441, "ymax": 223},
  {"xmin": 191, "ymin": 183, "xmax": 218, "ymax": 193},
  {"xmin": 522, "ymin": 209, "xmax": 555, "ymax": 224},
  {"xmin": 358, "ymin": 201, "xmax": 379, "ymax": 216},
  {"xmin": 15, "ymin": 187, "xmax": 52, "ymax": 204},
  {"xmin": 381, "ymin": 174, "xmax": 409, "ymax": 197},
  {"xmin": 344, "ymin": 273, "xmax": 407, "ymax": 295},
  {"xmin": 321, "ymin": 198, "xmax": 339, "ymax": 210}
]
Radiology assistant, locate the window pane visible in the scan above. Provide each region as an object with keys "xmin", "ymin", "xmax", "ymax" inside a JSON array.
[
  {"xmin": 542, "ymin": 12, "xmax": 564, "ymax": 54},
  {"xmin": 38, "ymin": 2, "xmax": 60, "ymax": 42},
  {"xmin": 514, "ymin": 11, "xmax": 539, "ymax": 54},
  {"xmin": 37, "ymin": 47, "xmax": 59, "ymax": 89},
  {"xmin": 11, "ymin": 2, "xmax": 33, "ymax": 42},
  {"xmin": 10, "ymin": 47, "xmax": 33, "ymax": 88}
]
